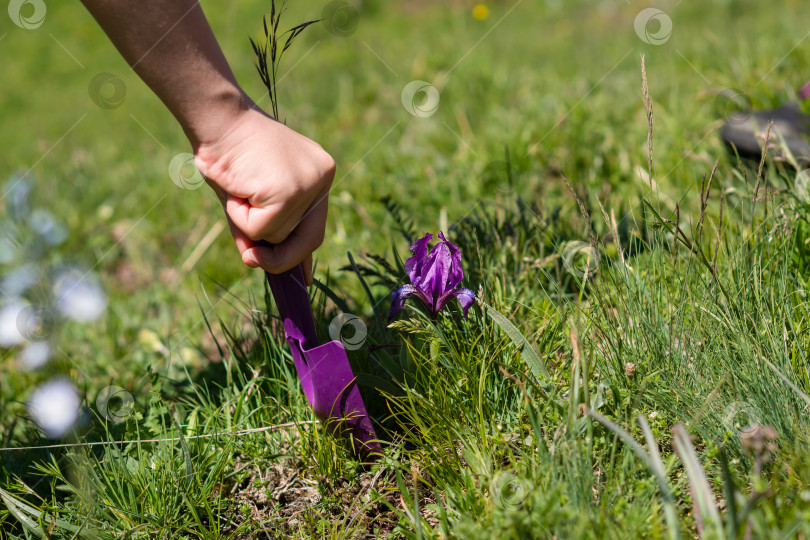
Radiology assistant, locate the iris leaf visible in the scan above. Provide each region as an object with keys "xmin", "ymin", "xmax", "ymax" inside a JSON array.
[{"xmin": 483, "ymin": 301, "xmax": 549, "ymax": 379}]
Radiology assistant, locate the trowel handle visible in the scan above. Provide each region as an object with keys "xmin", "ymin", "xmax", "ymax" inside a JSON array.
[{"xmin": 263, "ymin": 263, "xmax": 319, "ymax": 349}]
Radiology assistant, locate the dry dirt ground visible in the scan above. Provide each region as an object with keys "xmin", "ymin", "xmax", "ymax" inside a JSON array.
[{"xmin": 221, "ymin": 450, "xmax": 440, "ymax": 538}]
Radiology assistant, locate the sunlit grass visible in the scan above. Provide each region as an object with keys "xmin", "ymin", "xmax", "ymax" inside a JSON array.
[{"xmin": 3, "ymin": 0, "xmax": 810, "ymax": 537}]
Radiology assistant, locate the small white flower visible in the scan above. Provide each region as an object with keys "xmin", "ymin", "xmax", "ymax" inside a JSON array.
[
  {"xmin": 27, "ymin": 379, "xmax": 80, "ymax": 438},
  {"xmin": 29, "ymin": 209, "xmax": 68, "ymax": 245},
  {"xmin": 54, "ymin": 271, "xmax": 107, "ymax": 322},
  {"xmin": 5, "ymin": 177, "xmax": 31, "ymax": 219},
  {"xmin": 19, "ymin": 341, "xmax": 50, "ymax": 370},
  {"xmin": 0, "ymin": 235, "xmax": 17, "ymax": 264},
  {"xmin": 0, "ymin": 301, "xmax": 28, "ymax": 347},
  {"xmin": 2, "ymin": 264, "xmax": 39, "ymax": 297}
]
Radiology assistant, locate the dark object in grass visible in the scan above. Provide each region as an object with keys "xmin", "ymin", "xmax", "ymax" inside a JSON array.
[{"xmin": 720, "ymin": 101, "xmax": 810, "ymax": 167}]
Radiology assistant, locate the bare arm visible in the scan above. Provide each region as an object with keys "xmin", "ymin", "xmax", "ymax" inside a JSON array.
[
  {"xmin": 81, "ymin": 0, "xmax": 246, "ymax": 146},
  {"xmin": 81, "ymin": 0, "xmax": 335, "ymax": 282}
]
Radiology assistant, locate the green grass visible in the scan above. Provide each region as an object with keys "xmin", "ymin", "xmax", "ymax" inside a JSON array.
[{"xmin": 3, "ymin": 0, "xmax": 810, "ymax": 537}]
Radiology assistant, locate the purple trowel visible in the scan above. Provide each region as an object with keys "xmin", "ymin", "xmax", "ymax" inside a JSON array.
[{"xmin": 264, "ymin": 265, "xmax": 381, "ymax": 459}]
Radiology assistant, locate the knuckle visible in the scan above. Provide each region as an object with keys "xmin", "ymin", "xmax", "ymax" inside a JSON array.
[{"xmin": 317, "ymin": 151, "xmax": 336, "ymax": 181}]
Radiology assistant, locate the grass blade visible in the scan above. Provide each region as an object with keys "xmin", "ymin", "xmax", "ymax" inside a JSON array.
[
  {"xmin": 638, "ymin": 415, "xmax": 681, "ymax": 540},
  {"xmin": 672, "ymin": 424, "xmax": 724, "ymax": 539},
  {"xmin": 483, "ymin": 301, "xmax": 549, "ymax": 379},
  {"xmin": 0, "ymin": 488, "xmax": 45, "ymax": 538}
]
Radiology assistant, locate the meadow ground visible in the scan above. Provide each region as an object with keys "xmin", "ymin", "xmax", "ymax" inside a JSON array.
[{"xmin": 3, "ymin": 0, "xmax": 810, "ymax": 537}]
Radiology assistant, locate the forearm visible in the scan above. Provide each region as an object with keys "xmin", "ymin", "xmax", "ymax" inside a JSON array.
[{"xmin": 80, "ymin": 0, "xmax": 251, "ymax": 147}]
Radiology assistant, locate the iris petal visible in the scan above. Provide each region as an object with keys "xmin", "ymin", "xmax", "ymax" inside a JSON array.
[
  {"xmin": 435, "ymin": 287, "xmax": 476, "ymax": 318},
  {"xmin": 389, "ymin": 284, "xmax": 417, "ymax": 320},
  {"xmin": 389, "ymin": 284, "xmax": 436, "ymax": 319},
  {"xmin": 439, "ymin": 232, "xmax": 464, "ymax": 289},
  {"xmin": 405, "ymin": 233, "xmax": 432, "ymax": 286},
  {"xmin": 423, "ymin": 241, "xmax": 452, "ymax": 303},
  {"xmin": 411, "ymin": 288, "xmax": 434, "ymax": 313},
  {"xmin": 454, "ymin": 288, "xmax": 476, "ymax": 318}
]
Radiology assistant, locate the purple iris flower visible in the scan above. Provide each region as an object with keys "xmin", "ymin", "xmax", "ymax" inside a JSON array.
[{"xmin": 389, "ymin": 232, "xmax": 476, "ymax": 320}]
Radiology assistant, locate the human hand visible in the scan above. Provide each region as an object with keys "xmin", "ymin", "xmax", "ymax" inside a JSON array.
[
  {"xmin": 80, "ymin": 0, "xmax": 333, "ymax": 284},
  {"xmin": 193, "ymin": 107, "xmax": 335, "ymax": 285}
]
